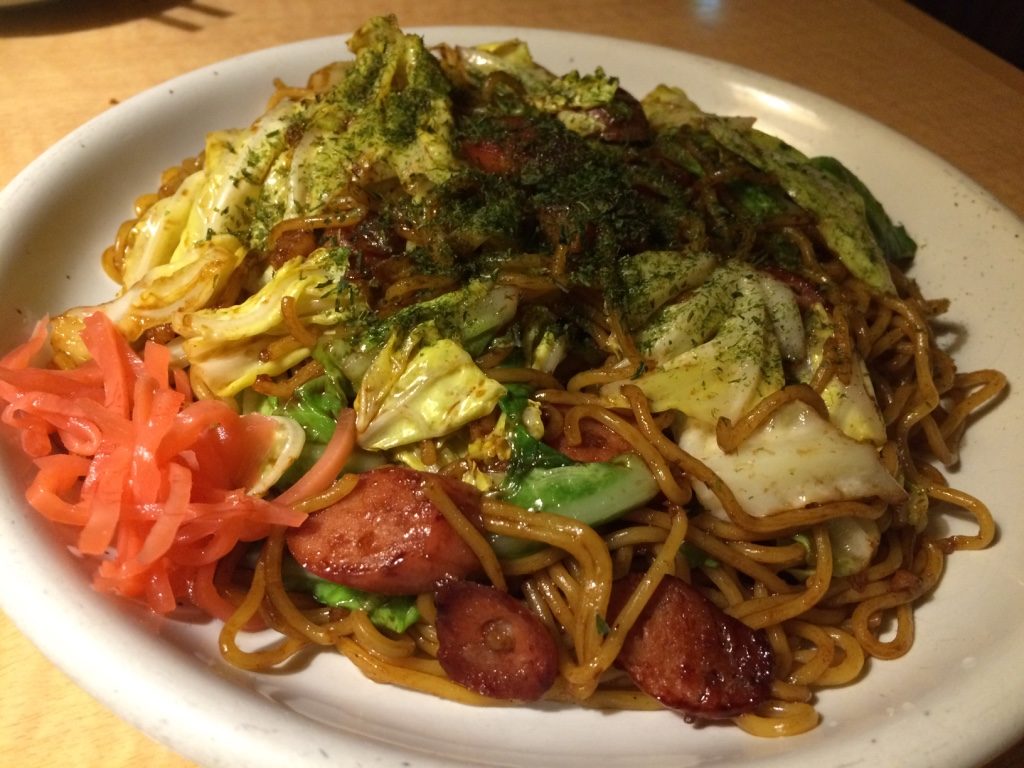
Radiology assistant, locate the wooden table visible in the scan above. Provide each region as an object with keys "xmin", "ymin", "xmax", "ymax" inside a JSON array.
[{"xmin": 1, "ymin": 1, "xmax": 1022, "ymax": 766}]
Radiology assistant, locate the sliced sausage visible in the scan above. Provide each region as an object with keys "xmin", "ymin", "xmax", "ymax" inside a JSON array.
[
  {"xmin": 266, "ymin": 228, "xmax": 317, "ymax": 269},
  {"xmin": 608, "ymin": 573, "xmax": 774, "ymax": 718},
  {"xmin": 551, "ymin": 417, "xmax": 632, "ymax": 463},
  {"xmin": 586, "ymin": 88, "xmax": 652, "ymax": 144},
  {"xmin": 285, "ymin": 466, "xmax": 484, "ymax": 595},
  {"xmin": 458, "ymin": 115, "xmax": 536, "ymax": 176},
  {"xmin": 460, "ymin": 138, "xmax": 517, "ymax": 175},
  {"xmin": 435, "ymin": 580, "xmax": 559, "ymax": 701}
]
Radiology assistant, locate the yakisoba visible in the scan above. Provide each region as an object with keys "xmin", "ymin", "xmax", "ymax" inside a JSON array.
[{"xmin": 0, "ymin": 16, "xmax": 1006, "ymax": 738}]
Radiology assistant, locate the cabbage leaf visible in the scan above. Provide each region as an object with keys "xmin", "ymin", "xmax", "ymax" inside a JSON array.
[
  {"xmin": 680, "ymin": 400, "xmax": 906, "ymax": 518},
  {"xmin": 356, "ymin": 334, "xmax": 506, "ymax": 451},
  {"xmin": 605, "ymin": 262, "xmax": 799, "ymax": 425}
]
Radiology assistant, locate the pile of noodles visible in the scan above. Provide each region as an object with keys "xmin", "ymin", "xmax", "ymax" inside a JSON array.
[{"xmin": 96, "ymin": 77, "xmax": 1006, "ymax": 739}]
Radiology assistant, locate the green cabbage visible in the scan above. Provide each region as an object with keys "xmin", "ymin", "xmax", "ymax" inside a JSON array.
[
  {"xmin": 680, "ymin": 401, "xmax": 906, "ymax": 519},
  {"xmin": 51, "ymin": 235, "xmax": 245, "ymax": 365},
  {"xmin": 606, "ymin": 262, "xmax": 797, "ymax": 425},
  {"xmin": 640, "ymin": 85, "xmax": 908, "ymax": 293},
  {"xmin": 794, "ymin": 303, "xmax": 887, "ymax": 445},
  {"xmin": 356, "ymin": 334, "xmax": 506, "ymax": 451}
]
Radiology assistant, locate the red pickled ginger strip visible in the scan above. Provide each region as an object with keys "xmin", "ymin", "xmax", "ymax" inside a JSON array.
[{"xmin": 0, "ymin": 313, "xmax": 307, "ymax": 615}]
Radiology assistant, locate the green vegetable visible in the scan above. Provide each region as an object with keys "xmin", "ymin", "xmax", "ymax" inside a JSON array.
[
  {"xmin": 638, "ymin": 85, "xmax": 901, "ymax": 293},
  {"xmin": 617, "ymin": 248, "xmax": 717, "ymax": 328},
  {"xmin": 285, "ymin": 377, "xmax": 345, "ymax": 443},
  {"xmin": 794, "ymin": 303, "xmax": 887, "ymax": 444},
  {"xmin": 791, "ymin": 518, "xmax": 881, "ymax": 579},
  {"xmin": 309, "ymin": 582, "xmax": 419, "ymax": 634},
  {"xmin": 497, "ymin": 453, "xmax": 659, "ymax": 557},
  {"xmin": 438, "ymin": 38, "xmax": 621, "ymax": 136},
  {"xmin": 255, "ymin": 369, "xmax": 348, "ymax": 490},
  {"xmin": 358, "ymin": 280, "xmax": 519, "ymax": 356},
  {"xmin": 498, "ymin": 384, "xmax": 574, "ymax": 492},
  {"xmin": 704, "ymin": 118, "xmax": 897, "ymax": 293},
  {"xmin": 265, "ymin": 342, "xmax": 351, "ymax": 444},
  {"xmin": 279, "ymin": 552, "xmax": 419, "ymax": 633},
  {"xmin": 119, "ymin": 170, "xmax": 206, "ymax": 288},
  {"xmin": 811, "ymin": 156, "xmax": 917, "ymax": 267},
  {"xmin": 177, "ymin": 95, "xmax": 306, "ymax": 255},
  {"xmin": 682, "ymin": 542, "xmax": 718, "ymax": 569},
  {"xmin": 286, "ymin": 15, "xmax": 457, "ymax": 216},
  {"xmin": 175, "ymin": 248, "xmax": 355, "ymax": 397},
  {"xmin": 826, "ymin": 517, "xmax": 881, "ymax": 578},
  {"xmin": 618, "ymin": 262, "xmax": 788, "ymax": 425},
  {"xmin": 493, "ymin": 385, "xmax": 660, "ymax": 557},
  {"xmin": 356, "ymin": 335, "xmax": 507, "ymax": 451}
]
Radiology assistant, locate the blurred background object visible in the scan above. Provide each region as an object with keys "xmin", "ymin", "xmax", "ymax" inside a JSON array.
[{"xmin": 910, "ymin": 0, "xmax": 1023, "ymax": 68}]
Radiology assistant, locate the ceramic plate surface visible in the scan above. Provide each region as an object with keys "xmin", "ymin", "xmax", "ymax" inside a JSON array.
[{"xmin": 0, "ymin": 27, "xmax": 1021, "ymax": 768}]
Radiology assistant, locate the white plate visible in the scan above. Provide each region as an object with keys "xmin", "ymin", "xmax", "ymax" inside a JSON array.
[{"xmin": 0, "ymin": 27, "xmax": 1021, "ymax": 768}]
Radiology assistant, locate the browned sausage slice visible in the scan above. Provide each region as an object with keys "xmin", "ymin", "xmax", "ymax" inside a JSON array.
[
  {"xmin": 435, "ymin": 580, "xmax": 559, "ymax": 701},
  {"xmin": 586, "ymin": 88, "xmax": 652, "ymax": 144},
  {"xmin": 460, "ymin": 138, "xmax": 517, "ymax": 175},
  {"xmin": 285, "ymin": 466, "xmax": 484, "ymax": 595},
  {"xmin": 550, "ymin": 417, "xmax": 632, "ymax": 463},
  {"xmin": 608, "ymin": 573, "xmax": 774, "ymax": 718}
]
